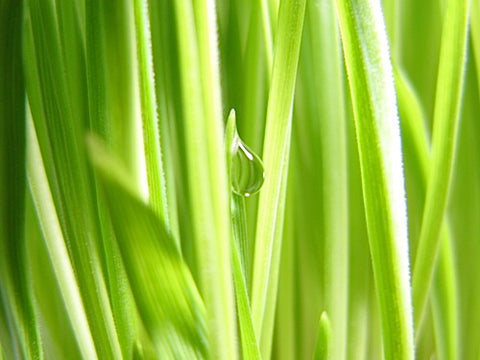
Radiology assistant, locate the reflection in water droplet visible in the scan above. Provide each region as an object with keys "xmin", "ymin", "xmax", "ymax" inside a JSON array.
[{"xmin": 231, "ymin": 133, "xmax": 265, "ymax": 197}]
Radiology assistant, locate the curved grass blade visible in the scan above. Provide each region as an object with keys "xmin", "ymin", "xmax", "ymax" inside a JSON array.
[
  {"xmin": 412, "ymin": 0, "xmax": 470, "ymax": 331},
  {"xmin": 87, "ymin": 135, "xmax": 208, "ymax": 359},
  {"xmin": 333, "ymin": 0, "xmax": 414, "ymax": 358}
]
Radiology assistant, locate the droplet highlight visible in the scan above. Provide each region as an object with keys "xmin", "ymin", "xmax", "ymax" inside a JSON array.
[{"xmin": 230, "ymin": 127, "xmax": 265, "ymax": 198}]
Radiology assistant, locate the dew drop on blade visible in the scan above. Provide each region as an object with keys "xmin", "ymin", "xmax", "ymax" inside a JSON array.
[{"xmin": 230, "ymin": 133, "xmax": 265, "ymax": 197}]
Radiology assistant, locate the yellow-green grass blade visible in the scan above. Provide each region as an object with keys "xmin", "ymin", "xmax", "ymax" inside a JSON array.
[
  {"xmin": 133, "ymin": 0, "xmax": 170, "ymax": 226},
  {"xmin": 334, "ymin": 0, "xmax": 414, "ymax": 358},
  {"xmin": 173, "ymin": 0, "xmax": 238, "ymax": 358},
  {"xmin": 231, "ymin": 196, "xmax": 261, "ymax": 360},
  {"xmin": 303, "ymin": 1, "xmax": 349, "ymax": 358},
  {"xmin": 148, "ymin": 0, "xmax": 181, "ymax": 243},
  {"xmin": 412, "ymin": 0, "xmax": 470, "ymax": 332},
  {"xmin": 395, "ymin": 67, "xmax": 458, "ymax": 359},
  {"xmin": 85, "ymin": 1, "xmax": 139, "ymax": 356},
  {"xmin": 226, "ymin": 113, "xmax": 261, "ymax": 360},
  {"xmin": 472, "ymin": 0, "xmax": 480, "ymax": 93},
  {"xmin": 0, "ymin": 1, "xmax": 42, "ymax": 358},
  {"xmin": 23, "ymin": 1, "xmax": 123, "ymax": 356},
  {"xmin": 448, "ymin": 51, "xmax": 480, "ymax": 360},
  {"xmin": 313, "ymin": 312, "xmax": 332, "ymax": 360},
  {"xmin": 87, "ymin": 135, "xmax": 209, "ymax": 359},
  {"xmin": 398, "ymin": 0, "xmax": 443, "ymax": 121},
  {"xmin": 251, "ymin": 0, "xmax": 306, "ymax": 357},
  {"xmin": 27, "ymin": 117, "xmax": 97, "ymax": 360}
]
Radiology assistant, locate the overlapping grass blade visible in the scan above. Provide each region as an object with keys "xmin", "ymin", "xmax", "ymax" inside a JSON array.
[
  {"xmin": 333, "ymin": 0, "xmax": 414, "ymax": 358},
  {"xmin": 173, "ymin": 0, "xmax": 238, "ymax": 358},
  {"xmin": 87, "ymin": 135, "xmax": 208, "ymax": 359},
  {"xmin": 226, "ymin": 113, "xmax": 261, "ymax": 360},
  {"xmin": 303, "ymin": 0, "xmax": 348, "ymax": 358},
  {"xmin": 85, "ymin": 1, "xmax": 138, "ymax": 356},
  {"xmin": 133, "ymin": 0, "xmax": 170, "ymax": 224},
  {"xmin": 23, "ymin": 0, "xmax": 122, "ymax": 356},
  {"xmin": 26, "ymin": 118, "xmax": 97, "ymax": 360},
  {"xmin": 251, "ymin": 0, "xmax": 306, "ymax": 357},
  {"xmin": 412, "ymin": 0, "xmax": 469, "ymax": 331},
  {"xmin": 0, "ymin": 1, "xmax": 41, "ymax": 358},
  {"xmin": 395, "ymin": 67, "xmax": 458, "ymax": 359}
]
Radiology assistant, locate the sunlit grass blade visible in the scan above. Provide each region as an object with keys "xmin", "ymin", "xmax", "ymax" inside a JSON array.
[
  {"xmin": 251, "ymin": 0, "xmax": 306, "ymax": 357},
  {"xmin": 313, "ymin": 312, "xmax": 331, "ymax": 360},
  {"xmin": 303, "ymin": 1, "xmax": 349, "ymax": 358},
  {"xmin": 412, "ymin": 0, "xmax": 469, "ymax": 331},
  {"xmin": 0, "ymin": 1, "xmax": 41, "ymax": 358},
  {"xmin": 395, "ymin": 67, "xmax": 458, "ymax": 360},
  {"xmin": 226, "ymin": 113, "xmax": 261, "ymax": 360},
  {"xmin": 87, "ymin": 135, "xmax": 208, "ymax": 359},
  {"xmin": 334, "ymin": 0, "xmax": 414, "ymax": 358},
  {"xmin": 173, "ymin": 0, "xmax": 238, "ymax": 358},
  {"xmin": 133, "ymin": 0, "xmax": 170, "ymax": 225},
  {"xmin": 470, "ymin": 0, "xmax": 480, "ymax": 93}
]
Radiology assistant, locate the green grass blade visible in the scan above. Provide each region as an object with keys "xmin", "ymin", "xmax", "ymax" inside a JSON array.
[
  {"xmin": 26, "ymin": 117, "xmax": 97, "ymax": 360},
  {"xmin": 412, "ymin": 0, "xmax": 470, "ymax": 331},
  {"xmin": 85, "ymin": 1, "xmax": 138, "ymax": 356},
  {"xmin": 133, "ymin": 0, "xmax": 170, "ymax": 225},
  {"xmin": 250, "ymin": 0, "xmax": 306, "ymax": 357},
  {"xmin": 87, "ymin": 135, "xmax": 208, "ymax": 359},
  {"xmin": 395, "ymin": 67, "xmax": 458, "ymax": 358},
  {"xmin": 313, "ymin": 312, "xmax": 332, "ymax": 360},
  {"xmin": 231, "ymin": 196, "xmax": 261, "ymax": 360},
  {"xmin": 23, "ymin": 1, "xmax": 123, "ymax": 356},
  {"xmin": 0, "ymin": 1, "xmax": 42, "ymax": 357},
  {"xmin": 226, "ymin": 112, "xmax": 261, "ymax": 359},
  {"xmin": 173, "ymin": 0, "xmax": 238, "ymax": 358},
  {"xmin": 473, "ymin": 0, "xmax": 480, "ymax": 93},
  {"xmin": 431, "ymin": 228, "xmax": 457, "ymax": 360},
  {"xmin": 304, "ymin": 1, "xmax": 349, "ymax": 358},
  {"xmin": 333, "ymin": 0, "xmax": 414, "ymax": 358}
]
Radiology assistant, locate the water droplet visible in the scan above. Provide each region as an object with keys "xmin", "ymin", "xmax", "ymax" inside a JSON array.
[{"xmin": 227, "ymin": 110, "xmax": 265, "ymax": 197}]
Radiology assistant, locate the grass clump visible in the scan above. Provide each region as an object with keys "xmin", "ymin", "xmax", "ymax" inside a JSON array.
[{"xmin": 1, "ymin": 0, "xmax": 478, "ymax": 359}]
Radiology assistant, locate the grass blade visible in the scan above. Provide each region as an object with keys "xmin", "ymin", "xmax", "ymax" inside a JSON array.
[
  {"xmin": 133, "ymin": 0, "xmax": 169, "ymax": 224},
  {"xmin": 23, "ymin": 1, "xmax": 123, "ymax": 356},
  {"xmin": 226, "ymin": 113, "xmax": 261, "ymax": 360},
  {"xmin": 395, "ymin": 67, "xmax": 458, "ymax": 359},
  {"xmin": 304, "ymin": 1, "xmax": 349, "ymax": 358},
  {"xmin": 0, "ymin": 1, "xmax": 41, "ymax": 357},
  {"xmin": 313, "ymin": 312, "xmax": 332, "ymax": 360},
  {"xmin": 251, "ymin": 0, "xmax": 306, "ymax": 357},
  {"xmin": 173, "ymin": 0, "xmax": 238, "ymax": 358},
  {"xmin": 333, "ymin": 0, "xmax": 414, "ymax": 358},
  {"xmin": 27, "ymin": 117, "xmax": 97, "ymax": 360},
  {"xmin": 412, "ymin": 0, "xmax": 470, "ymax": 330},
  {"xmin": 87, "ymin": 135, "xmax": 208, "ymax": 359}
]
